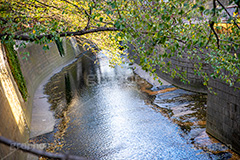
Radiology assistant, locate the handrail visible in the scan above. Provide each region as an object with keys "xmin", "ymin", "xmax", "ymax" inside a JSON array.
[{"xmin": 0, "ymin": 136, "xmax": 87, "ymax": 160}]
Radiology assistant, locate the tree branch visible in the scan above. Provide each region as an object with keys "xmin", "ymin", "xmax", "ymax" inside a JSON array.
[
  {"xmin": 35, "ymin": 0, "xmax": 61, "ymax": 10},
  {"xmin": 213, "ymin": 0, "xmax": 216, "ymax": 16},
  {"xmin": 0, "ymin": 27, "xmax": 120, "ymax": 41},
  {"xmin": 114, "ymin": 0, "xmax": 122, "ymax": 19},
  {"xmin": 217, "ymin": 0, "xmax": 240, "ymax": 30},
  {"xmin": 84, "ymin": 7, "xmax": 92, "ymax": 31},
  {"xmin": 210, "ymin": 0, "xmax": 220, "ymax": 49},
  {"xmin": 209, "ymin": 21, "xmax": 220, "ymax": 49},
  {"xmin": 205, "ymin": 29, "xmax": 212, "ymax": 48}
]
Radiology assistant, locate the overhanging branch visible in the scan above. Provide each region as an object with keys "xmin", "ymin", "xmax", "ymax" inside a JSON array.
[
  {"xmin": 0, "ymin": 27, "xmax": 120, "ymax": 41},
  {"xmin": 210, "ymin": 0, "xmax": 220, "ymax": 49},
  {"xmin": 217, "ymin": 0, "xmax": 240, "ymax": 30}
]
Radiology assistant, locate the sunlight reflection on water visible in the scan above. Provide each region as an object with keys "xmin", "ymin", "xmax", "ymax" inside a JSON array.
[{"xmin": 36, "ymin": 51, "xmax": 239, "ymax": 160}]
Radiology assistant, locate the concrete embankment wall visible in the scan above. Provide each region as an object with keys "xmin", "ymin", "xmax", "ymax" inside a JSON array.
[
  {"xmin": 128, "ymin": 45, "xmax": 208, "ymax": 93},
  {"xmin": 17, "ymin": 38, "xmax": 77, "ymax": 128},
  {"xmin": 207, "ymin": 79, "xmax": 240, "ymax": 154},
  {"xmin": 0, "ymin": 38, "xmax": 80, "ymax": 159},
  {"xmin": 154, "ymin": 54, "xmax": 208, "ymax": 94},
  {"xmin": 0, "ymin": 43, "xmax": 29, "ymax": 160}
]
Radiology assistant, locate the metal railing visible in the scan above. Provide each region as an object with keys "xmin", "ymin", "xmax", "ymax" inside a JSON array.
[{"xmin": 0, "ymin": 136, "xmax": 87, "ymax": 160}]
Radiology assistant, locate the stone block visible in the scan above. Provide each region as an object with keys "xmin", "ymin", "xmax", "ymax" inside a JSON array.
[
  {"xmin": 207, "ymin": 113, "xmax": 216, "ymax": 123},
  {"xmin": 233, "ymin": 121, "xmax": 239, "ymax": 133},
  {"xmin": 223, "ymin": 106, "xmax": 230, "ymax": 117},
  {"xmin": 223, "ymin": 123, "xmax": 232, "ymax": 138},
  {"xmin": 206, "ymin": 121, "xmax": 216, "ymax": 133},
  {"xmin": 229, "ymin": 103, "xmax": 237, "ymax": 120},
  {"xmin": 223, "ymin": 115, "xmax": 234, "ymax": 127},
  {"xmin": 231, "ymin": 138, "xmax": 240, "ymax": 154},
  {"xmin": 227, "ymin": 95, "xmax": 237, "ymax": 105}
]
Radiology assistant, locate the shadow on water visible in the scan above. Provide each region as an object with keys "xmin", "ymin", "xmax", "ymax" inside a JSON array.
[{"xmin": 30, "ymin": 50, "xmax": 240, "ymax": 160}]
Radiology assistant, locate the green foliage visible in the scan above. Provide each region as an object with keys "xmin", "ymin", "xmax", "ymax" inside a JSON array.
[
  {"xmin": 4, "ymin": 42, "xmax": 28, "ymax": 101},
  {"xmin": 55, "ymin": 38, "xmax": 65, "ymax": 57},
  {"xmin": 0, "ymin": 0, "xmax": 240, "ymax": 90}
]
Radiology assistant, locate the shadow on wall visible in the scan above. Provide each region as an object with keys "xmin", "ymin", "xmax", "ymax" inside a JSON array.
[
  {"xmin": 0, "ymin": 43, "xmax": 29, "ymax": 159},
  {"xmin": 0, "ymin": 37, "xmax": 82, "ymax": 159}
]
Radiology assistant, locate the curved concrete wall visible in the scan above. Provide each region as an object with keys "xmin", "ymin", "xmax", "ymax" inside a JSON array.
[
  {"xmin": 17, "ymin": 38, "xmax": 77, "ymax": 128},
  {"xmin": 0, "ymin": 43, "xmax": 29, "ymax": 159},
  {"xmin": 0, "ymin": 38, "xmax": 81, "ymax": 159}
]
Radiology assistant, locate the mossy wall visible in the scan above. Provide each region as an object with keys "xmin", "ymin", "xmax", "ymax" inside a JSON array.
[
  {"xmin": 0, "ymin": 43, "xmax": 29, "ymax": 160},
  {"xmin": 4, "ymin": 42, "xmax": 28, "ymax": 101}
]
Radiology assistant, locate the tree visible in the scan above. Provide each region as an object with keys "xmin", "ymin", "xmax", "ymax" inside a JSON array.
[{"xmin": 1, "ymin": 0, "xmax": 240, "ymax": 89}]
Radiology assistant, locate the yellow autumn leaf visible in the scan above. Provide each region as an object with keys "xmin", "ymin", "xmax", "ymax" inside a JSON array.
[{"xmin": 233, "ymin": 12, "xmax": 237, "ymax": 17}]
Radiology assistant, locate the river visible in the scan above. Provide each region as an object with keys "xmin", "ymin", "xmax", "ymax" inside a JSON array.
[{"xmin": 30, "ymin": 50, "xmax": 239, "ymax": 159}]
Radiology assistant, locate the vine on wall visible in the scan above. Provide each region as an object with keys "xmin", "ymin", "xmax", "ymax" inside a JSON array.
[
  {"xmin": 3, "ymin": 42, "xmax": 28, "ymax": 101},
  {"xmin": 55, "ymin": 38, "xmax": 65, "ymax": 57}
]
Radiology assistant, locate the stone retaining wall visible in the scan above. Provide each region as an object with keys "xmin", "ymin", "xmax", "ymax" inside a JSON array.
[
  {"xmin": 207, "ymin": 79, "xmax": 240, "ymax": 154},
  {"xmin": 154, "ymin": 54, "xmax": 208, "ymax": 94},
  {"xmin": 128, "ymin": 44, "xmax": 208, "ymax": 93}
]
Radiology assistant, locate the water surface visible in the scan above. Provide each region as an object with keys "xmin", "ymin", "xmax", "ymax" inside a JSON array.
[{"xmin": 32, "ymin": 51, "xmax": 239, "ymax": 159}]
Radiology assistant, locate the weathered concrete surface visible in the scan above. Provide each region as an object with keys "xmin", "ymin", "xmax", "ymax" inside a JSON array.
[
  {"xmin": 30, "ymin": 59, "xmax": 77, "ymax": 138},
  {"xmin": 0, "ymin": 43, "xmax": 29, "ymax": 160},
  {"xmin": 17, "ymin": 38, "xmax": 77, "ymax": 128},
  {"xmin": 30, "ymin": 81, "xmax": 55, "ymax": 138},
  {"xmin": 16, "ymin": 38, "xmax": 79, "ymax": 138},
  {"xmin": 0, "ymin": 38, "xmax": 81, "ymax": 159},
  {"xmin": 207, "ymin": 78, "xmax": 240, "ymax": 154}
]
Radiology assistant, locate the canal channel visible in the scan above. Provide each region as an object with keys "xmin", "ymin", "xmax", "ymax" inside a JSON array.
[{"xmin": 30, "ymin": 50, "xmax": 239, "ymax": 159}]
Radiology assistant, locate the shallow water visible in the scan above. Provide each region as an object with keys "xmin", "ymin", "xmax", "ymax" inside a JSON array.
[{"xmin": 31, "ymin": 51, "xmax": 240, "ymax": 159}]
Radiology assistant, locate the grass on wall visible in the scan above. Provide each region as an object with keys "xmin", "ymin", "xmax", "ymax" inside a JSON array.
[
  {"xmin": 55, "ymin": 38, "xmax": 65, "ymax": 57},
  {"xmin": 4, "ymin": 42, "xmax": 28, "ymax": 101}
]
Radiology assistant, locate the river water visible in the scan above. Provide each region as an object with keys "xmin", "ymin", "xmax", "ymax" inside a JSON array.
[{"xmin": 31, "ymin": 51, "xmax": 239, "ymax": 159}]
